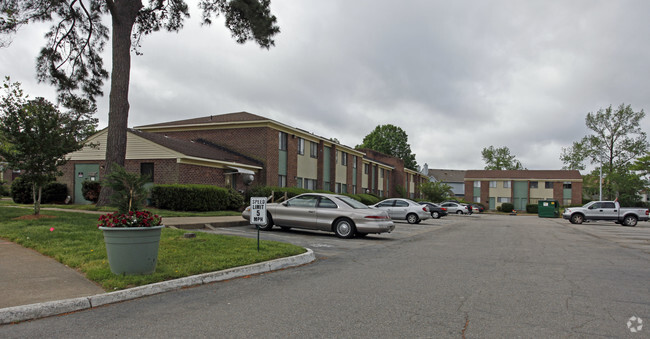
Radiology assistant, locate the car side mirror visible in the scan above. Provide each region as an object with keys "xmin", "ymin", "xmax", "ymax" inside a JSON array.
[{"xmin": 282, "ymin": 202, "xmax": 288, "ymax": 207}]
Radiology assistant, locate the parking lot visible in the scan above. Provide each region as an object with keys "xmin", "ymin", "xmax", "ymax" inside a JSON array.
[{"xmin": 202, "ymin": 213, "xmax": 650, "ymax": 256}]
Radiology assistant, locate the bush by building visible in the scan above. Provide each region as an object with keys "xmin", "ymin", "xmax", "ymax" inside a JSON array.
[
  {"xmin": 151, "ymin": 184, "xmax": 244, "ymax": 211},
  {"xmin": 500, "ymin": 202, "xmax": 514, "ymax": 213},
  {"xmin": 526, "ymin": 204, "xmax": 538, "ymax": 214},
  {"xmin": 82, "ymin": 180, "xmax": 101, "ymax": 203},
  {"xmin": 11, "ymin": 177, "xmax": 68, "ymax": 204}
]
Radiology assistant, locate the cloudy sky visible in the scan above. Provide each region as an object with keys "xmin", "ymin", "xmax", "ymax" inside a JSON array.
[{"xmin": 2, "ymin": 0, "xmax": 649, "ymax": 172}]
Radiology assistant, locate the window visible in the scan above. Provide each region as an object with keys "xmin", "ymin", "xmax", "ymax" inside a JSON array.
[
  {"xmin": 545, "ymin": 181, "xmax": 553, "ymax": 189},
  {"xmin": 503, "ymin": 181, "xmax": 511, "ymax": 188},
  {"xmin": 140, "ymin": 163, "xmax": 154, "ymax": 182},
  {"xmin": 324, "ymin": 181, "xmax": 330, "ymax": 191},
  {"xmin": 298, "ymin": 138, "xmax": 305, "ymax": 155},
  {"xmin": 305, "ymin": 179, "xmax": 316, "ymax": 190},
  {"xmin": 602, "ymin": 202, "xmax": 616, "ymax": 208},
  {"xmin": 287, "ymin": 195, "xmax": 318, "ymax": 208},
  {"xmin": 352, "ymin": 156, "xmax": 357, "ymax": 168},
  {"xmin": 341, "ymin": 152, "xmax": 347, "ymax": 166},
  {"xmin": 378, "ymin": 190, "xmax": 383, "ymax": 197},
  {"xmin": 381, "ymin": 168, "xmax": 385, "ymax": 178},
  {"xmin": 474, "ymin": 181, "xmax": 481, "ymax": 188},
  {"xmin": 296, "ymin": 177, "xmax": 303, "ymax": 188},
  {"xmin": 278, "ymin": 175, "xmax": 287, "ymax": 187},
  {"xmin": 342, "ymin": 184, "xmax": 347, "ymax": 194},
  {"xmin": 563, "ymin": 181, "xmax": 572, "ymax": 189},
  {"xmin": 529, "ymin": 181, "xmax": 538, "ymax": 189},
  {"xmin": 279, "ymin": 132, "xmax": 287, "ymax": 151},
  {"xmin": 310, "ymin": 141, "xmax": 318, "ymax": 158},
  {"xmin": 335, "ymin": 183, "xmax": 341, "ymax": 193},
  {"xmin": 364, "ymin": 164, "xmax": 369, "ymax": 174},
  {"xmin": 318, "ymin": 197, "xmax": 338, "ymax": 208},
  {"xmin": 498, "ymin": 197, "xmax": 511, "ymax": 203},
  {"xmin": 377, "ymin": 200, "xmax": 394, "ymax": 207},
  {"xmin": 352, "ymin": 185, "xmax": 357, "ymax": 194},
  {"xmin": 474, "ymin": 196, "xmax": 480, "ymax": 203},
  {"xmin": 489, "ymin": 181, "xmax": 497, "ymax": 188},
  {"xmin": 394, "ymin": 200, "xmax": 408, "ymax": 207}
]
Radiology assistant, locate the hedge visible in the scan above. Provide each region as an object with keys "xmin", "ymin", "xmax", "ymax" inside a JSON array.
[
  {"xmin": 526, "ymin": 204, "xmax": 538, "ymax": 214},
  {"xmin": 11, "ymin": 177, "xmax": 68, "ymax": 204},
  {"xmin": 500, "ymin": 202, "xmax": 514, "ymax": 213},
  {"xmin": 151, "ymin": 184, "xmax": 244, "ymax": 211}
]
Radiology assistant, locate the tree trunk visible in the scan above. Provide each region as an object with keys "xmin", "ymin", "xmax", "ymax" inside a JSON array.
[
  {"xmin": 96, "ymin": 1, "xmax": 143, "ymax": 206},
  {"xmin": 32, "ymin": 183, "xmax": 41, "ymax": 215}
]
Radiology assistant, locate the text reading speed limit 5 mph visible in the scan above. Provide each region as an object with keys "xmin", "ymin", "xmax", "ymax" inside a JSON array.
[{"xmin": 249, "ymin": 197, "xmax": 267, "ymax": 225}]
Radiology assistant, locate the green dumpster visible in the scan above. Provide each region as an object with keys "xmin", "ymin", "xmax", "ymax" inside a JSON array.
[{"xmin": 538, "ymin": 200, "xmax": 559, "ymax": 218}]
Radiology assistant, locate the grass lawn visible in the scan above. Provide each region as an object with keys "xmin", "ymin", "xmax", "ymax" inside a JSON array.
[
  {"xmin": 0, "ymin": 206, "xmax": 306, "ymax": 291},
  {"xmin": 0, "ymin": 199, "xmax": 242, "ymax": 217}
]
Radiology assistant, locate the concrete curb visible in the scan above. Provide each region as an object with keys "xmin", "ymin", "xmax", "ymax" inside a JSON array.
[{"xmin": 0, "ymin": 248, "xmax": 315, "ymax": 325}]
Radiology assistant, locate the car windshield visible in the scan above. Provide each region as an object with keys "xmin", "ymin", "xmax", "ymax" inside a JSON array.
[{"xmin": 337, "ymin": 196, "xmax": 369, "ymax": 209}]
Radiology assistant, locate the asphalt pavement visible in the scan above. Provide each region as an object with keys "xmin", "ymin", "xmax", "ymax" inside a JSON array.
[{"xmin": 0, "ymin": 213, "xmax": 314, "ymax": 325}]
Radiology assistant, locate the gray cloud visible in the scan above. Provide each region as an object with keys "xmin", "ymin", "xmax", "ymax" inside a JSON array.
[{"xmin": 2, "ymin": 0, "xmax": 649, "ymax": 172}]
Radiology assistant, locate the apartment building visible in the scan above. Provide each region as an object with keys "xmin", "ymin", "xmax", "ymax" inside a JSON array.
[
  {"xmin": 61, "ymin": 112, "xmax": 425, "ymax": 203},
  {"xmin": 464, "ymin": 170, "xmax": 582, "ymax": 210}
]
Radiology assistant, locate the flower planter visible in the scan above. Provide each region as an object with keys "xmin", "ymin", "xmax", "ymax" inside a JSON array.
[{"xmin": 99, "ymin": 225, "xmax": 164, "ymax": 275}]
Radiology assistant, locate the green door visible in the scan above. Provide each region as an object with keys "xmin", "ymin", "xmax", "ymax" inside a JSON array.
[
  {"xmin": 489, "ymin": 197, "xmax": 495, "ymax": 210},
  {"xmin": 513, "ymin": 181, "xmax": 528, "ymax": 211},
  {"xmin": 74, "ymin": 164, "xmax": 99, "ymax": 204}
]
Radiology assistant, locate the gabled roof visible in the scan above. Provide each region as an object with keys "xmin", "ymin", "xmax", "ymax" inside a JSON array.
[
  {"xmin": 129, "ymin": 129, "xmax": 263, "ymax": 167},
  {"xmin": 135, "ymin": 111, "xmax": 364, "ymax": 156},
  {"xmin": 428, "ymin": 169, "xmax": 466, "ymax": 182},
  {"xmin": 135, "ymin": 112, "xmax": 267, "ymax": 129},
  {"xmin": 464, "ymin": 170, "xmax": 582, "ymax": 181}
]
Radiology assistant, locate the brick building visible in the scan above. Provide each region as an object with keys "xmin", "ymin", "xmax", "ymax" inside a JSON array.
[
  {"xmin": 464, "ymin": 170, "xmax": 583, "ymax": 210},
  {"xmin": 62, "ymin": 112, "xmax": 426, "ymax": 203}
]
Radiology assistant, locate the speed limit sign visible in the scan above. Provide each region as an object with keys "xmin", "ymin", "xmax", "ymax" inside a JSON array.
[{"xmin": 249, "ymin": 197, "xmax": 267, "ymax": 225}]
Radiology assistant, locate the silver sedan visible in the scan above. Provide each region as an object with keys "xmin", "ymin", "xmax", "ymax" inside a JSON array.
[
  {"xmin": 242, "ymin": 193, "xmax": 395, "ymax": 238},
  {"xmin": 370, "ymin": 198, "xmax": 431, "ymax": 224}
]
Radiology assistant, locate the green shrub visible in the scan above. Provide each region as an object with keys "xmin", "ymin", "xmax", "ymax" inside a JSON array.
[
  {"xmin": 152, "ymin": 184, "xmax": 244, "ymax": 211},
  {"xmin": 41, "ymin": 182, "xmax": 68, "ymax": 204},
  {"xmin": 0, "ymin": 180, "xmax": 9, "ymax": 196},
  {"xmin": 11, "ymin": 177, "xmax": 33, "ymax": 204},
  {"xmin": 348, "ymin": 193, "xmax": 380, "ymax": 205},
  {"xmin": 10, "ymin": 177, "xmax": 68, "ymax": 204},
  {"xmin": 82, "ymin": 180, "xmax": 101, "ymax": 203},
  {"xmin": 501, "ymin": 202, "xmax": 514, "ymax": 213},
  {"xmin": 526, "ymin": 204, "xmax": 538, "ymax": 213}
]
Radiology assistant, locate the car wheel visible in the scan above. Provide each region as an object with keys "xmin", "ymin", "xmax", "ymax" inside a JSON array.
[
  {"xmin": 570, "ymin": 214, "xmax": 583, "ymax": 225},
  {"xmin": 623, "ymin": 215, "xmax": 638, "ymax": 227},
  {"xmin": 406, "ymin": 213, "xmax": 419, "ymax": 224},
  {"xmin": 431, "ymin": 211, "xmax": 440, "ymax": 219},
  {"xmin": 456, "ymin": 210, "xmax": 463, "ymax": 215},
  {"xmin": 333, "ymin": 218, "xmax": 356, "ymax": 238},
  {"xmin": 258, "ymin": 213, "xmax": 274, "ymax": 231}
]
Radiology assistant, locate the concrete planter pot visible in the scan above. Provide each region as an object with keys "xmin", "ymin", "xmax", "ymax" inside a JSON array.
[{"xmin": 99, "ymin": 225, "xmax": 164, "ymax": 275}]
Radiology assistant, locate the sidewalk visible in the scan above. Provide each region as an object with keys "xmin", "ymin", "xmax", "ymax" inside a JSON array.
[{"xmin": 0, "ymin": 213, "xmax": 314, "ymax": 325}]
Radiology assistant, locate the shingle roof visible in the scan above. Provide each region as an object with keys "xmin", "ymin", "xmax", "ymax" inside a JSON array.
[
  {"xmin": 136, "ymin": 112, "xmax": 268, "ymax": 129},
  {"xmin": 464, "ymin": 170, "xmax": 582, "ymax": 180},
  {"xmin": 129, "ymin": 129, "xmax": 263, "ymax": 167},
  {"xmin": 428, "ymin": 169, "xmax": 466, "ymax": 182}
]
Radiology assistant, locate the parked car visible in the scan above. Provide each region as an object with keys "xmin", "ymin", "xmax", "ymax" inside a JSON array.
[
  {"xmin": 242, "ymin": 193, "xmax": 395, "ymax": 238},
  {"xmin": 562, "ymin": 200, "xmax": 649, "ymax": 226},
  {"xmin": 440, "ymin": 202, "xmax": 470, "ymax": 214},
  {"xmin": 419, "ymin": 202, "xmax": 448, "ymax": 219},
  {"xmin": 471, "ymin": 204, "xmax": 485, "ymax": 213},
  {"xmin": 371, "ymin": 198, "xmax": 431, "ymax": 224},
  {"xmin": 462, "ymin": 203, "xmax": 473, "ymax": 214}
]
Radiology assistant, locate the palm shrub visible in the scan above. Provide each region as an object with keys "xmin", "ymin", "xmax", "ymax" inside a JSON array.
[{"xmin": 104, "ymin": 165, "xmax": 149, "ymax": 214}]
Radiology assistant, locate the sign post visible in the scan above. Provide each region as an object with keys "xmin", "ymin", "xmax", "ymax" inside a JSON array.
[{"xmin": 249, "ymin": 197, "xmax": 267, "ymax": 251}]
